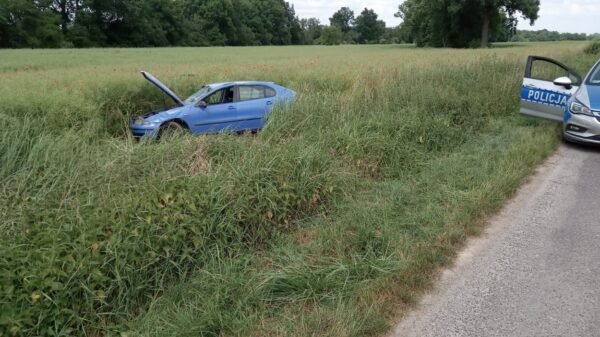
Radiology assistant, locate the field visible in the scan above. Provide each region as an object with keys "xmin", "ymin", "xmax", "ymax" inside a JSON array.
[{"xmin": 0, "ymin": 42, "xmax": 597, "ymax": 337}]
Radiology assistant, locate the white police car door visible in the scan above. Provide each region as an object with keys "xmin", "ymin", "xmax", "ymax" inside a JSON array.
[{"xmin": 520, "ymin": 56, "xmax": 581, "ymax": 122}]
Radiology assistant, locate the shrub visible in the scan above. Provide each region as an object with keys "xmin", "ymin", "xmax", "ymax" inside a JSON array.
[
  {"xmin": 317, "ymin": 26, "xmax": 343, "ymax": 45},
  {"xmin": 584, "ymin": 40, "xmax": 600, "ymax": 55}
]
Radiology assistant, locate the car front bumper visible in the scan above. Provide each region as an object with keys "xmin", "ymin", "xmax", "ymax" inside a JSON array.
[
  {"xmin": 563, "ymin": 113, "xmax": 600, "ymax": 145},
  {"xmin": 130, "ymin": 123, "xmax": 159, "ymax": 138}
]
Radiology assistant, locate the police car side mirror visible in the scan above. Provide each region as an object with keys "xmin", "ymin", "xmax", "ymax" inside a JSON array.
[
  {"xmin": 553, "ymin": 77, "xmax": 573, "ymax": 89},
  {"xmin": 197, "ymin": 100, "xmax": 207, "ymax": 108}
]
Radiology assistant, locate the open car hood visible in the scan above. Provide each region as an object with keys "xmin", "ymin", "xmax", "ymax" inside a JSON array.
[{"xmin": 141, "ymin": 71, "xmax": 185, "ymax": 107}]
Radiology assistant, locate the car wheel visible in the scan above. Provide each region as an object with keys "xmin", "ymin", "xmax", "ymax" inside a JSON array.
[{"xmin": 159, "ymin": 121, "xmax": 186, "ymax": 140}]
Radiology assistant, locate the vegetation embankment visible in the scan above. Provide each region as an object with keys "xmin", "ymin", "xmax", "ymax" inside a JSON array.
[
  {"xmin": 0, "ymin": 42, "xmax": 597, "ymax": 336},
  {"xmin": 584, "ymin": 39, "xmax": 600, "ymax": 55}
]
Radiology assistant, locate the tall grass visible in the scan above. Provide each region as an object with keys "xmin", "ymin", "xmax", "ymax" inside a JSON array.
[
  {"xmin": 0, "ymin": 42, "xmax": 597, "ymax": 336},
  {"xmin": 584, "ymin": 39, "xmax": 600, "ymax": 55}
]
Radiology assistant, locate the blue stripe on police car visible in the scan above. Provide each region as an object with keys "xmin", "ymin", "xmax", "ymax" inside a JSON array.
[{"xmin": 521, "ymin": 86, "xmax": 570, "ymax": 108}]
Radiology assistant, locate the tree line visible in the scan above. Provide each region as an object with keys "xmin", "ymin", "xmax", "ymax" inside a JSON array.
[
  {"xmin": 512, "ymin": 30, "xmax": 598, "ymax": 42},
  {"xmin": 0, "ymin": 1, "xmax": 393, "ymax": 48},
  {"xmin": 1, "ymin": 0, "xmax": 304, "ymax": 47},
  {"xmin": 304, "ymin": 7, "xmax": 396, "ymax": 45},
  {"xmin": 0, "ymin": 0, "xmax": 597, "ymax": 49}
]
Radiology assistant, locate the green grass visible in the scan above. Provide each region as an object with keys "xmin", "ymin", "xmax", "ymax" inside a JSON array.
[
  {"xmin": 584, "ymin": 39, "xmax": 600, "ymax": 55},
  {"xmin": 0, "ymin": 42, "xmax": 598, "ymax": 337}
]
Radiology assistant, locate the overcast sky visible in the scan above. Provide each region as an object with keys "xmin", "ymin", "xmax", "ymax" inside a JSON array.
[{"xmin": 289, "ymin": 0, "xmax": 599, "ymax": 34}]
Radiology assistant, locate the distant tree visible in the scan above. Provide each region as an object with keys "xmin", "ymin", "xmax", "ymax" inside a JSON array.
[
  {"xmin": 511, "ymin": 29, "xmax": 589, "ymax": 42},
  {"xmin": 82, "ymin": 0, "xmax": 182, "ymax": 47},
  {"xmin": 479, "ymin": 0, "xmax": 539, "ymax": 47},
  {"xmin": 329, "ymin": 7, "xmax": 354, "ymax": 34},
  {"xmin": 397, "ymin": 0, "xmax": 540, "ymax": 48},
  {"xmin": 227, "ymin": 0, "xmax": 258, "ymax": 46},
  {"xmin": 0, "ymin": 0, "xmax": 64, "ymax": 48},
  {"xmin": 0, "ymin": 0, "xmax": 343, "ymax": 48},
  {"xmin": 492, "ymin": 12, "xmax": 513, "ymax": 43},
  {"xmin": 300, "ymin": 17, "xmax": 322, "ymax": 44},
  {"xmin": 51, "ymin": 0, "xmax": 81, "ymax": 35},
  {"xmin": 283, "ymin": 1, "xmax": 303, "ymax": 44},
  {"xmin": 354, "ymin": 8, "xmax": 385, "ymax": 44},
  {"xmin": 381, "ymin": 27, "xmax": 401, "ymax": 44},
  {"xmin": 241, "ymin": 0, "xmax": 296, "ymax": 45},
  {"xmin": 317, "ymin": 26, "xmax": 342, "ymax": 45},
  {"xmin": 396, "ymin": 0, "xmax": 447, "ymax": 47}
]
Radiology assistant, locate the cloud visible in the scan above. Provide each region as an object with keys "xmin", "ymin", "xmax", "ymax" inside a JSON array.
[
  {"xmin": 566, "ymin": 1, "xmax": 600, "ymax": 15},
  {"xmin": 518, "ymin": 0, "xmax": 599, "ymax": 34}
]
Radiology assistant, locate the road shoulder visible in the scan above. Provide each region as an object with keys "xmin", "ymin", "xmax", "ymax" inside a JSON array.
[{"xmin": 391, "ymin": 144, "xmax": 600, "ymax": 337}]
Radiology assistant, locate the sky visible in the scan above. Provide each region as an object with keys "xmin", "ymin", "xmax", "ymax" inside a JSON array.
[{"xmin": 289, "ymin": 0, "xmax": 599, "ymax": 34}]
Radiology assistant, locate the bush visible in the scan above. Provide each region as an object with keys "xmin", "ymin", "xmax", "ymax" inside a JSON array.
[
  {"xmin": 317, "ymin": 26, "xmax": 343, "ymax": 45},
  {"xmin": 584, "ymin": 40, "xmax": 600, "ymax": 55}
]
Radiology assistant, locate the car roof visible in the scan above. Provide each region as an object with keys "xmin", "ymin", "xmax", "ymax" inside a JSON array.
[{"xmin": 207, "ymin": 81, "xmax": 278, "ymax": 90}]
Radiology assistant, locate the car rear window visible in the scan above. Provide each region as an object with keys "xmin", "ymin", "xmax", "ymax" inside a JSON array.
[
  {"xmin": 265, "ymin": 87, "xmax": 276, "ymax": 97},
  {"xmin": 238, "ymin": 85, "xmax": 276, "ymax": 101}
]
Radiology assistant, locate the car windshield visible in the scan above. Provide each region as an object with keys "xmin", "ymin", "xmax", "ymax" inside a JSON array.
[
  {"xmin": 588, "ymin": 62, "xmax": 600, "ymax": 85},
  {"xmin": 184, "ymin": 86, "xmax": 213, "ymax": 104}
]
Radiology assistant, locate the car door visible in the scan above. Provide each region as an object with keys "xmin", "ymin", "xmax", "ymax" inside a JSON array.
[
  {"xmin": 185, "ymin": 86, "xmax": 239, "ymax": 133},
  {"xmin": 235, "ymin": 85, "xmax": 276, "ymax": 131},
  {"xmin": 520, "ymin": 56, "xmax": 582, "ymax": 122}
]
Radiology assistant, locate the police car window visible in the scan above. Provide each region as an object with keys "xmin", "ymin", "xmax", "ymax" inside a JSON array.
[
  {"xmin": 204, "ymin": 90, "xmax": 223, "ymax": 105},
  {"xmin": 239, "ymin": 86, "xmax": 265, "ymax": 101},
  {"xmin": 265, "ymin": 87, "xmax": 276, "ymax": 98},
  {"xmin": 530, "ymin": 60, "xmax": 571, "ymax": 82}
]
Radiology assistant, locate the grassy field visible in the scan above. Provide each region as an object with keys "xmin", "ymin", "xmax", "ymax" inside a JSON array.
[{"xmin": 0, "ymin": 42, "xmax": 598, "ymax": 337}]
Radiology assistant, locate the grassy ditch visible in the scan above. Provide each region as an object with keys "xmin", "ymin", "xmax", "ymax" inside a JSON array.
[{"xmin": 0, "ymin": 42, "xmax": 597, "ymax": 336}]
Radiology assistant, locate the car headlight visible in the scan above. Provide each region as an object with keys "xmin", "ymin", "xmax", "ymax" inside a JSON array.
[
  {"xmin": 134, "ymin": 117, "xmax": 153, "ymax": 126},
  {"xmin": 570, "ymin": 100, "xmax": 593, "ymax": 116}
]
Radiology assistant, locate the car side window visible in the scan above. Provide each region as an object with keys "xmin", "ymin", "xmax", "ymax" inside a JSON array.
[
  {"xmin": 589, "ymin": 64, "xmax": 600, "ymax": 85},
  {"xmin": 265, "ymin": 87, "xmax": 276, "ymax": 98},
  {"xmin": 223, "ymin": 86, "xmax": 235, "ymax": 103},
  {"xmin": 204, "ymin": 90, "xmax": 223, "ymax": 105},
  {"xmin": 530, "ymin": 60, "xmax": 569, "ymax": 82},
  {"xmin": 529, "ymin": 58, "xmax": 579, "ymax": 84},
  {"xmin": 239, "ymin": 86, "xmax": 266, "ymax": 101}
]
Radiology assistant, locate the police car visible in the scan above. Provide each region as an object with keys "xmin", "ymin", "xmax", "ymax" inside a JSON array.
[{"xmin": 520, "ymin": 56, "xmax": 600, "ymax": 144}]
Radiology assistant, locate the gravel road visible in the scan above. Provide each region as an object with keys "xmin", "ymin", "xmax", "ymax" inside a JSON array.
[{"xmin": 392, "ymin": 143, "xmax": 600, "ymax": 337}]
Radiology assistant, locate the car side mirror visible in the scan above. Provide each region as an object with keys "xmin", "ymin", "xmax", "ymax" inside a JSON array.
[
  {"xmin": 197, "ymin": 100, "xmax": 207, "ymax": 108},
  {"xmin": 553, "ymin": 76, "xmax": 573, "ymax": 89}
]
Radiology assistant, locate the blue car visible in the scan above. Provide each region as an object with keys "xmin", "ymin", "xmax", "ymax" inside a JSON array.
[
  {"xmin": 520, "ymin": 56, "xmax": 600, "ymax": 144},
  {"xmin": 131, "ymin": 72, "xmax": 296, "ymax": 138}
]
